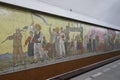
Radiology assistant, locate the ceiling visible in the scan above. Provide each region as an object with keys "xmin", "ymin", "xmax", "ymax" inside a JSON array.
[{"xmin": 37, "ymin": 0, "xmax": 120, "ymax": 27}]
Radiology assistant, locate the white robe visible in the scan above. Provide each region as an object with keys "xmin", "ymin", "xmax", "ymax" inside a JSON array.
[{"xmin": 59, "ymin": 32, "xmax": 66, "ymax": 56}]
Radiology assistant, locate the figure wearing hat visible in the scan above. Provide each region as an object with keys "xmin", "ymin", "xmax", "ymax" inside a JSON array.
[{"xmin": 7, "ymin": 28, "xmax": 24, "ymax": 66}]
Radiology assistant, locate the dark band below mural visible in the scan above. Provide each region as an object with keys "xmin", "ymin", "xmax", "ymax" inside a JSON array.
[{"xmin": 0, "ymin": 4, "xmax": 120, "ymax": 75}]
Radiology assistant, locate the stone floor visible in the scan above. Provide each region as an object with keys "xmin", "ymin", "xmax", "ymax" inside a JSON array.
[{"xmin": 71, "ymin": 59, "xmax": 120, "ymax": 80}]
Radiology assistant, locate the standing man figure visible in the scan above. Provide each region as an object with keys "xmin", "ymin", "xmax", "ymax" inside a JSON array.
[
  {"xmin": 34, "ymin": 24, "xmax": 43, "ymax": 62},
  {"xmin": 55, "ymin": 28, "xmax": 60, "ymax": 58},
  {"xmin": 7, "ymin": 28, "xmax": 24, "ymax": 66},
  {"xmin": 91, "ymin": 31, "xmax": 97, "ymax": 52},
  {"xmin": 49, "ymin": 27, "xmax": 56, "ymax": 58},
  {"xmin": 59, "ymin": 27, "xmax": 66, "ymax": 57},
  {"xmin": 65, "ymin": 23, "xmax": 70, "ymax": 56}
]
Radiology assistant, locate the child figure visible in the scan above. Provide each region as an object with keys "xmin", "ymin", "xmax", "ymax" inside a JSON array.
[{"xmin": 24, "ymin": 31, "xmax": 34, "ymax": 64}]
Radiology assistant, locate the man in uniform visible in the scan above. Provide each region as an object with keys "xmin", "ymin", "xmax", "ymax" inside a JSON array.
[{"xmin": 7, "ymin": 28, "xmax": 24, "ymax": 66}]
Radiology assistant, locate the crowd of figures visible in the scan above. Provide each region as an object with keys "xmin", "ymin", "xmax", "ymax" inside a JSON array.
[{"xmin": 4, "ymin": 23, "xmax": 120, "ymax": 67}]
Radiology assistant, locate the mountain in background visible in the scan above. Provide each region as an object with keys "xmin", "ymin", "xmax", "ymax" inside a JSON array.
[
  {"xmin": 0, "ymin": 52, "xmax": 28, "ymax": 60},
  {"xmin": 0, "ymin": 53, "xmax": 12, "ymax": 60}
]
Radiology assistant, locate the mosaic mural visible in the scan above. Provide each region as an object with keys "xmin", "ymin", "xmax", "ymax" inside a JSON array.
[{"xmin": 0, "ymin": 5, "xmax": 120, "ymax": 75}]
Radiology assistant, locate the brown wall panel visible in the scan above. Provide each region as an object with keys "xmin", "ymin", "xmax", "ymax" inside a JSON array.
[{"xmin": 0, "ymin": 50, "xmax": 120, "ymax": 80}]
